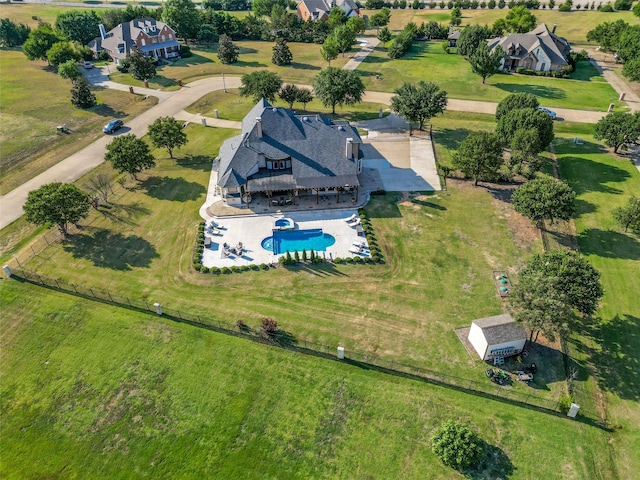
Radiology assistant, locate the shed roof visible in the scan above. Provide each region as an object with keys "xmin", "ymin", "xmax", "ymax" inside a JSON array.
[{"xmin": 472, "ymin": 314, "xmax": 526, "ymax": 345}]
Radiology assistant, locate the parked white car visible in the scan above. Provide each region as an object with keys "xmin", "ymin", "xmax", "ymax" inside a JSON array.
[{"xmin": 83, "ymin": 61, "xmax": 93, "ymax": 69}]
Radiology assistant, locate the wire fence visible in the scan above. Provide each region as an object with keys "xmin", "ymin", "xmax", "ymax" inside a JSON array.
[{"xmin": 8, "ymin": 267, "xmax": 601, "ymax": 422}]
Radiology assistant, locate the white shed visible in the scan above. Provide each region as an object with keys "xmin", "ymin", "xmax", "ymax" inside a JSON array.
[{"xmin": 467, "ymin": 314, "xmax": 526, "ymax": 361}]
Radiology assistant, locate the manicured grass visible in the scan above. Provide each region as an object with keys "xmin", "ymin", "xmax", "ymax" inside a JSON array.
[
  {"xmin": 0, "ymin": 49, "xmax": 157, "ymax": 195},
  {"xmin": 553, "ymin": 134, "xmax": 640, "ymax": 480},
  {"xmin": 0, "ymin": 4, "xmax": 95, "ymax": 27},
  {"xmin": 0, "ymin": 279, "xmax": 617, "ymax": 479},
  {"xmin": 110, "ymin": 41, "xmax": 350, "ymax": 89},
  {"xmin": 9, "ymin": 120, "xmax": 559, "ymax": 399},
  {"xmin": 358, "ymin": 41, "xmax": 619, "ymax": 110},
  {"xmin": 185, "ymin": 88, "xmax": 390, "ymax": 122}
]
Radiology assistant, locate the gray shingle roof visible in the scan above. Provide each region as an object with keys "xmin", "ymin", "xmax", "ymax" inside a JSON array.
[
  {"xmin": 297, "ymin": 0, "xmax": 359, "ymax": 17},
  {"xmin": 218, "ymin": 100, "xmax": 362, "ymax": 191},
  {"xmin": 488, "ymin": 23, "xmax": 570, "ymax": 67},
  {"xmin": 89, "ymin": 18, "xmax": 175, "ymax": 60},
  {"xmin": 472, "ymin": 314, "xmax": 527, "ymax": 345}
]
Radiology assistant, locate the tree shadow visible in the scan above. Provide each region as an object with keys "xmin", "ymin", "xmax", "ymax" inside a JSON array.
[
  {"xmin": 63, "ymin": 229, "xmax": 159, "ymax": 270},
  {"xmin": 467, "ymin": 442, "xmax": 516, "ymax": 479},
  {"xmin": 175, "ymin": 154, "xmax": 215, "ymax": 171},
  {"xmin": 570, "ymin": 315, "xmax": 640, "ymax": 401},
  {"xmin": 287, "ymin": 62, "xmax": 321, "ymax": 71},
  {"xmin": 365, "ymin": 193, "xmax": 403, "ymax": 219},
  {"xmin": 574, "ymin": 198, "xmax": 598, "ymax": 217},
  {"xmin": 139, "ymin": 176, "xmax": 206, "ymax": 201},
  {"xmin": 238, "ymin": 47, "xmax": 258, "ymax": 54},
  {"xmin": 577, "ymin": 228, "xmax": 640, "ymax": 259},
  {"xmin": 410, "ymin": 198, "xmax": 447, "ymax": 210},
  {"xmin": 494, "ymin": 83, "xmax": 567, "ymax": 100},
  {"xmin": 97, "ymin": 201, "xmax": 150, "ymax": 225},
  {"xmin": 235, "ymin": 61, "xmax": 266, "ymax": 68},
  {"xmin": 170, "ymin": 53, "xmax": 213, "ymax": 67},
  {"xmin": 560, "ymin": 156, "xmax": 630, "ymax": 195},
  {"xmin": 432, "ymin": 127, "xmax": 474, "ymax": 152}
]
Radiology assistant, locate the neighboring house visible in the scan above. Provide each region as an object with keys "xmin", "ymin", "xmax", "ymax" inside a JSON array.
[
  {"xmin": 467, "ymin": 314, "xmax": 527, "ymax": 361},
  {"xmin": 487, "ymin": 23, "xmax": 571, "ymax": 72},
  {"xmin": 296, "ymin": 0, "xmax": 361, "ymax": 21},
  {"xmin": 447, "ymin": 29, "xmax": 460, "ymax": 48},
  {"xmin": 217, "ymin": 99, "xmax": 363, "ymax": 207},
  {"xmin": 88, "ymin": 18, "xmax": 180, "ymax": 65}
]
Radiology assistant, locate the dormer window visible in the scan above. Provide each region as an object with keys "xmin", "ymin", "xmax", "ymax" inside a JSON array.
[{"xmin": 117, "ymin": 43, "xmax": 125, "ymax": 54}]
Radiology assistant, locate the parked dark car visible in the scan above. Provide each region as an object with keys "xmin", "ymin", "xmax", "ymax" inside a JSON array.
[{"xmin": 103, "ymin": 119, "xmax": 123, "ymax": 134}]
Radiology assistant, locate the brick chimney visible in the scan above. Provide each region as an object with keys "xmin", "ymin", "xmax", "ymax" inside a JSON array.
[
  {"xmin": 346, "ymin": 138, "xmax": 354, "ymax": 159},
  {"xmin": 256, "ymin": 117, "xmax": 262, "ymax": 138}
]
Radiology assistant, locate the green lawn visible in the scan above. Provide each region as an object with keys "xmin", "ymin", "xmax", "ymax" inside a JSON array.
[
  {"xmin": 358, "ymin": 41, "xmax": 620, "ymax": 111},
  {"xmin": 0, "ymin": 49, "xmax": 157, "ymax": 195},
  {"xmin": 553, "ymin": 134, "xmax": 640, "ymax": 480},
  {"xmin": 0, "ymin": 279, "xmax": 617, "ymax": 479},
  {"xmin": 110, "ymin": 41, "xmax": 349, "ymax": 89},
  {"xmin": 185, "ymin": 88, "xmax": 390, "ymax": 122},
  {"xmin": 8, "ymin": 120, "xmax": 560, "ymax": 397}
]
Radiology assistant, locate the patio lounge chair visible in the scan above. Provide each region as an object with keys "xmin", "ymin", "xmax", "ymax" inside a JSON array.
[
  {"xmin": 349, "ymin": 245, "xmax": 365, "ymax": 255},
  {"xmin": 347, "ymin": 218, "xmax": 361, "ymax": 227},
  {"xmin": 344, "ymin": 214, "xmax": 357, "ymax": 223},
  {"xmin": 352, "ymin": 240, "xmax": 366, "ymax": 248}
]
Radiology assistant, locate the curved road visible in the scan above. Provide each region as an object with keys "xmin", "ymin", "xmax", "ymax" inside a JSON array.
[{"xmin": 0, "ymin": 64, "xmax": 618, "ymax": 229}]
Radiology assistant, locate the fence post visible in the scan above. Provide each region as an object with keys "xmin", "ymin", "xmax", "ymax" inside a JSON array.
[
  {"xmin": 127, "ymin": 297, "xmax": 131, "ymax": 307},
  {"xmin": 54, "ymin": 279, "xmax": 60, "ymax": 289},
  {"xmin": 89, "ymin": 288, "xmax": 97, "ymax": 298},
  {"xmin": 146, "ymin": 302, "xmax": 150, "ymax": 311},
  {"xmin": 72, "ymin": 283, "xmax": 78, "ymax": 293},
  {"xmin": 44, "ymin": 235, "xmax": 50, "ymax": 245},
  {"xmin": 108, "ymin": 292, "xmax": 114, "ymax": 303},
  {"xmin": 31, "ymin": 246, "xmax": 37, "ymax": 256},
  {"xmin": 14, "ymin": 256, "xmax": 22, "ymax": 268}
]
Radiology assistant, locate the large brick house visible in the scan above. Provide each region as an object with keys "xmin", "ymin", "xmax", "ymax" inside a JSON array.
[
  {"xmin": 217, "ymin": 99, "xmax": 363, "ymax": 207},
  {"xmin": 296, "ymin": 0, "xmax": 361, "ymax": 21},
  {"xmin": 88, "ymin": 18, "xmax": 180, "ymax": 65},
  {"xmin": 487, "ymin": 23, "xmax": 571, "ymax": 73}
]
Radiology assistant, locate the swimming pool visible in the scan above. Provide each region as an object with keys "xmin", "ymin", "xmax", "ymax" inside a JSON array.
[{"xmin": 261, "ymin": 228, "xmax": 336, "ymax": 254}]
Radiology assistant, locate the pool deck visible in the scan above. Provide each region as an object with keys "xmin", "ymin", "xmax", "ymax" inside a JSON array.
[{"xmin": 201, "ymin": 210, "xmax": 369, "ymax": 268}]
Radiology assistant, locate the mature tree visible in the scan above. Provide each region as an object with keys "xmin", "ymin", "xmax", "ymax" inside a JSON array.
[
  {"xmin": 239, "ymin": 70, "xmax": 283, "ymax": 103},
  {"xmin": 105, "ymin": 134, "xmax": 156, "ymax": 180},
  {"xmin": 279, "ymin": 83, "xmax": 300, "ymax": 108},
  {"xmin": 509, "ymin": 272, "xmax": 574, "ymax": 342},
  {"xmin": 23, "ymin": 24, "xmax": 64, "ymax": 63},
  {"xmin": 390, "ymin": 81, "xmax": 447, "ymax": 134},
  {"xmin": 613, "ymin": 195, "xmax": 640, "ymax": 233},
  {"xmin": 312, "ymin": 67, "xmax": 365, "ymax": 114},
  {"xmin": 495, "ymin": 92, "xmax": 539, "ymax": 121},
  {"xmin": 522, "ymin": 251, "xmax": 603, "ymax": 316},
  {"xmin": 321, "ymin": 35, "xmax": 340, "ymax": 66},
  {"xmin": 594, "ymin": 111, "xmax": 640, "ymax": 153},
  {"xmin": 83, "ymin": 173, "xmax": 114, "ymax": 205},
  {"xmin": 347, "ymin": 16, "xmax": 366, "ymax": 35},
  {"xmin": 616, "ymin": 25, "xmax": 640, "ymax": 64},
  {"xmin": 622, "ymin": 58, "xmax": 640, "ymax": 82},
  {"xmin": 272, "ymin": 37, "xmax": 293, "ymax": 66},
  {"xmin": 491, "ymin": 17, "xmax": 507, "ymax": 37},
  {"xmin": 431, "ymin": 421, "xmax": 484, "ymax": 470},
  {"xmin": 58, "ymin": 59, "xmax": 82, "ymax": 80},
  {"xmin": 24, "ymin": 182, "xmax": 90, "ymax": 236},
  {"xmin": 504, "ymin": 5, "xmax": 536, "ymax": 33},
  {"xmin": 377, "ymin": 26, "xmax": 392, "ymax": 43},
  {"xmin": 252, "ymin": 0, "xmax": 287, "ymax": 16},
  {"xmin": 70, "ymin": 77, "xmax": 96, "ymax": 108},
  {"xmin": 457, "ymin": 24, "xmax": 492, "ymax": 56},
  {"xmin": 586, "ymin": 19, "xmax": 628, "ymax": 52},
  {"xmin": 217, "ymin": 34, "xmax": 239, "ymax": 64},
  {"xmin": 509, "ymin": 128, "xmax": 542, "ymax": 177},
  {"xmin": 496, "ymin": 108, "xmax": 554, "ymax": 152},
  {"xmin": 296, "ymin": 87, "xmax": 313, "ymax": 110},
  {"xmin": 162, "ymin": 0, "xmax": 200, "ymax": 41},
  {"xmin": 0, "ymin": 18, "xmax": 30, "ymax": 47},
  {"xmin": 55, "ymin": 10, "xmax": 100, "ymax": 45},
  {"xmin": 333, "ymin": 24, "xmax": 357, "ymax": 57},
  {"xmin": 148, "ymin": 117, "xmax": 188, "ymax": 159},
  {"xmin": 370, "ymin": 8, "xmax": 391, "ymax": 32},
  {"xmin": 46, "ymin": 41, "xmax": 81, "ymax": 68},
  {"xmin": 127, "ymin": 48, "xmax": 156, "ymax": 81},
  {"xmin": 468, "ymin": 42, "xmax": 503, "ymax": 83},
  {"xmin": 512, "ymin": 176, "xmax": 576, "ymax": 228},
  {"xmin": 452, "ymin": 131, "xmax": 504, "ymax": 185},
  {"xmin": 328, "ymin": 7, "xmax": 347, "ymax": 30},
  {"xmin": 197, "ymin": 24, "xmax": 219, "ymax": 44}
]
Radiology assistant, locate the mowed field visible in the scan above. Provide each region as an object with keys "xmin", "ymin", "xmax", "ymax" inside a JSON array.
[{"xmin": 0, "ymin": 279, "xmax": 617, "ymax": 479}]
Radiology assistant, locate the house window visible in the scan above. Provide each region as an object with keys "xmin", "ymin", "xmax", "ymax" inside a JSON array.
[
  {"xmin": 267, "ymin": 160, "xmax": 273, "ymax": 169},
  {"xmin": 541, "ymin": 63, "xmax": 546, "ymax": 71},
  {"xmin": 141, "ymin": 39, "xmax": 146, "ymax": 46},
  {"xmin": 168, "ymin": 33, "xmax": 173, "ymax": 39},
  {"xmin": 162, "ymin": 35, "xmax": 166, "ymax": 42}
]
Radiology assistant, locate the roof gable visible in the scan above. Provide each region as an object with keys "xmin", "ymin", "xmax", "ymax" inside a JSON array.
[{"xmin": 472, "ymin": 314, "xmax": 527, "ymax": 345}]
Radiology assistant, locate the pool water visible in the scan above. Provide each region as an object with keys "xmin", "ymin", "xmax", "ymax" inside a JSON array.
[
  {"xmin": 275, "ymin": 219, "xmax": 291, "ymax": 227},
  {"xmin": 262, "ymin": 228, "xmax": 336, "ymax": 254}
]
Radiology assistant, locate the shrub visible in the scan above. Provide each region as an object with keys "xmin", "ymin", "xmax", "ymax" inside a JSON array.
[
  {"xmin": 240, "ymin": 265, "xmax": 251, "ymax": 271},
  {"xmin": 230, "ymin": 266, "xmax": 241, "ymax": 273},
  {"xmin": 334, "ymin": 257, "xmax": 344, "ymax": 263},
  {"xmin": 431, "ymin": 420, "xmax": 484, "ymax": 470},
  {"xmin": 558, "ymin": 394, "xmax": 573, "ymax": 413},
  {"xmin": 194, "ymin": 263, "xmax": 202, "ymax": 271},
  {"xmin": 302, "ymin": 249, "xmax": 308, "ymax": 262},
  {"xmin": 294, "ymin": 251, "xmax": 300, "ymax": 263},
  {"xmin": 261, "ymin": 317, "xmax": 279, "ymax": 338},
  {"xmin": 344, "ymin": 256, "xmax": 355, "ymax": 263},
  {"xmin": 210, "ymin": 266, "xmax": 220, "ymax": 274},
  {"xmin": 598, "ymin": 2, "xmax": 613, "ymax": 9},
  {"xmin": 237, "ymin": 319, "xmax": 249, "ymax": 331},
  {"xmin": 221, "ymin": 267, "xmax": 231, "ymax": 274},
  {"xmin": 260, "ymin": 263, "xmax": 270, "ymax": 270},
  {"xmin": 201, "ymin": 266, "xmax": 210, "ymax": 273},
  {"xmin": 180, "ymin": 45, "xmax": 193, "ymax": 57},
  {"xmin": 250, "ymin": 264, "xmax": 260, "ymax": 270}
]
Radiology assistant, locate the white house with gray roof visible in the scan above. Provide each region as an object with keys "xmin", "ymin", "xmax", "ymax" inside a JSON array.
[
  {"xmin": 88, "ymin": 18, "xmax": 180, "ymax": 65},
  {"xmin": 296, "ymin": 0, "xmax": 361, "ymax": 21},
  {"xmin": 468, "ymin": 314, "xmax": 527, "ymax": 361},
  {"xmin": 217, "ymin": 99, "xmax": 363, "ymax": 207},
  {"xmin": 487, "ymin": 23, "xmax": 571, "ymax": 73}
]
